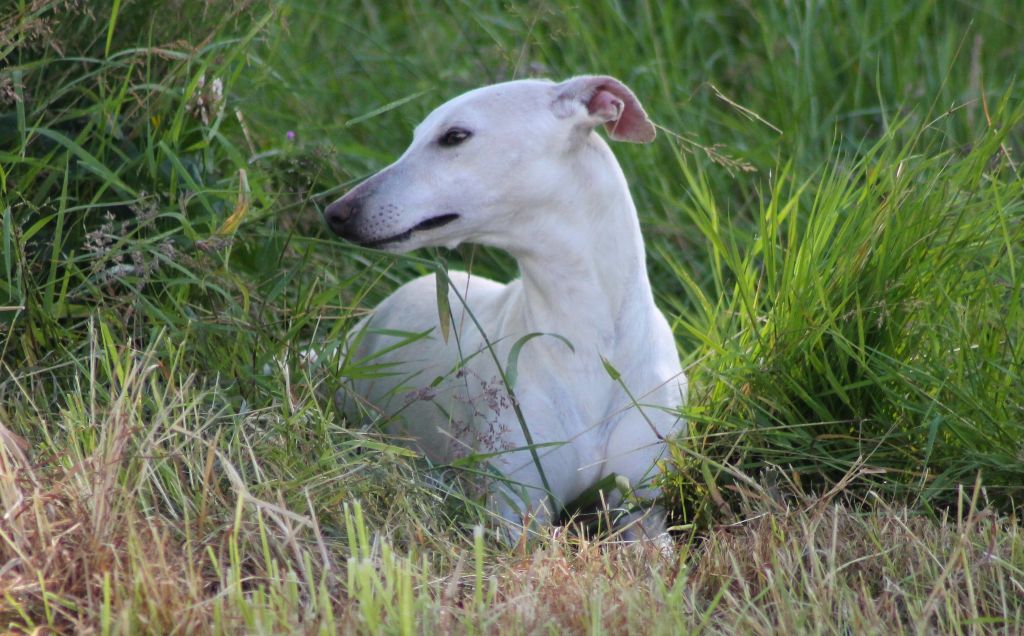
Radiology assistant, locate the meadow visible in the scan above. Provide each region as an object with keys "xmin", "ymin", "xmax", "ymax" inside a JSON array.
[{"xmin": 1, "ymin": 0, "xmax": 1023, "ymax": 632}]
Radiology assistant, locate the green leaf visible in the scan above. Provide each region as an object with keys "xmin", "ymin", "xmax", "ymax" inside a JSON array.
[
  {"xmin": 28, "ymin": 127, "xmax": 136, "ymax": 197},
  {"xmin": 105, "ymin": 0, "xmax": 123, "ymax": 57},
  {"xmin": 345, "ymin": 91, "xmax": 429, "ymax": 128},
  {"xmin": 435, "ymin": 265, "xmax": 451, "ymax": 343},
  {"xmin": 600, "ymin": 356, "xmax": 621, "ymax": 381},
  {"xmin": 505, "ymin": 332, "xmax": 574, "ymax": 389}
]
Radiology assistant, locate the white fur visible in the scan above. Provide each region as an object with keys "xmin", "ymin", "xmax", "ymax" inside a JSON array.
[{"xmin": 324, "ymin": 76, "xmax": 686, "ymax": 546}]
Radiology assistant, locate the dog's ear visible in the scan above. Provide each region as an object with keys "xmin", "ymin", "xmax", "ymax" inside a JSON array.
[{"xmin": 553, "ymin": 75, "xmax": 656, "ymax": 143}]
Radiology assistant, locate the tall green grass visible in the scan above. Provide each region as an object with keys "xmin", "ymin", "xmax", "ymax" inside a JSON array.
[
  {"xmin": 662, "ymin": 113, "xmax": 1024, "ymax": 513},
  {"xmin": 1, "ymin": 0, "xmax": 1023, "ymax": 632}
]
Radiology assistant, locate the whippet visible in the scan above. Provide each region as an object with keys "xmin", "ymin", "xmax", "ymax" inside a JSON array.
[{"xmin": 324, "ymin": 75, "xmax": 686, "ymax": 547}]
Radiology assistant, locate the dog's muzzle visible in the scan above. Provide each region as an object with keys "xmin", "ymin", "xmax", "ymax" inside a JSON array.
[{"xmin": 323, "ymin": 191, "xmax": 461, "ymax": 248}]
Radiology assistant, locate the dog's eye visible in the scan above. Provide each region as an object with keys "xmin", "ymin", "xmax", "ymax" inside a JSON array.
[{"xmin": 438, "ymin": 128, "xmax": 471, "ymax": 147}]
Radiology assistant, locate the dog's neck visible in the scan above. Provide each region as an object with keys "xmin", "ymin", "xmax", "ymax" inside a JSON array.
[{"xmin": 505, "ymin": 142, "xmax": 656, "ymax": 358}]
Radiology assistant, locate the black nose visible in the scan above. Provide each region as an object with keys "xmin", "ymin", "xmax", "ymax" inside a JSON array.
[{"xmin": 323, "ymin": 196, "xmax": 360, "ymax": 236}]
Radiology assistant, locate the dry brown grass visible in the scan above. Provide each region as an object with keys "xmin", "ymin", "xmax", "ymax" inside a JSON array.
[{"xmin": 3, "ymin": 404, "xmax": 1022, "ymax": 635}]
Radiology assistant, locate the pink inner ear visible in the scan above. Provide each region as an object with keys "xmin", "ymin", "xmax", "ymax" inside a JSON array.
[
  {"xmin": 587, "ymin": 89, "xmax": 624, "ymax": 122},
  {"xmin": 553, "ymin": 75, "xmax": 657, "ymax": 143},
  {"xmin": 586, "ymin": 81, "xmax": 656, "ymax": 143}
]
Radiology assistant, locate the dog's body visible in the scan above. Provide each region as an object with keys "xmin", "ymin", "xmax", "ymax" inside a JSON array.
[{"xmin": 324, "ymin": 76, "xmax": 686, "ymax": 544}]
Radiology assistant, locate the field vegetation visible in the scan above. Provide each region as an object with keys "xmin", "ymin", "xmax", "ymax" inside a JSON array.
[{"xmin": 2, "ymin": 0, "xmax": 1023, "ymax": 632}]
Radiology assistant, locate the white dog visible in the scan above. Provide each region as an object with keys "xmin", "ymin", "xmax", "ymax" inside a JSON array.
[{"xmin": 324, "ymin": 75, "xmax": 686, "ymax": 546}]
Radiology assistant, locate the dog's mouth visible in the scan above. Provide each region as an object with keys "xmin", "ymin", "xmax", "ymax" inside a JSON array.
[{"xmin": 360, "ymin": 213, "xmax": 461, "ymax": 248}]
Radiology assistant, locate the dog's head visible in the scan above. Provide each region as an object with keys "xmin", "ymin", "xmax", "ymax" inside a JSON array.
[{"xmin": 323, "ymin": 75, "xmax": 655, "ymax": 251}]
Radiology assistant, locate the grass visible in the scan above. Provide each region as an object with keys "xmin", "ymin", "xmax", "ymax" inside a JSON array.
[{"xmin": 1, "ymin": 0, "xmax": 1023, "ymax": 632}]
